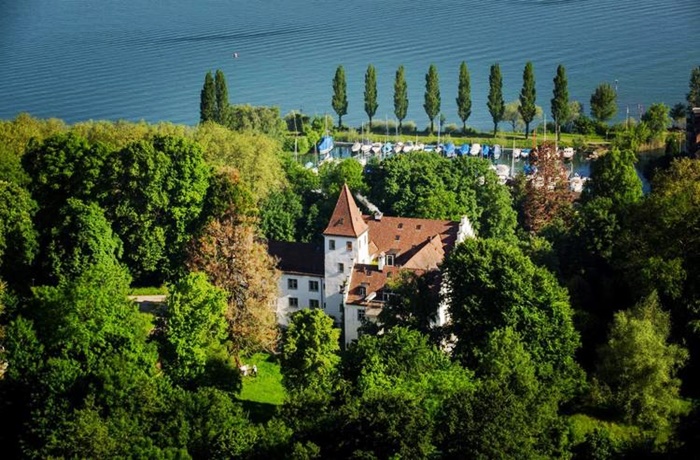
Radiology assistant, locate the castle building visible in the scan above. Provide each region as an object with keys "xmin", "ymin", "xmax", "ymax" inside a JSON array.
[{"xmin": 268, "ymin": 184, "xmax": 473, "ymax": 345}]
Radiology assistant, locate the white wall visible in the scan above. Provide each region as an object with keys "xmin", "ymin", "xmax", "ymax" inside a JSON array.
[
  {"xmin": 276, "ymin": 273, "xmax": 324, "ymax": 326},
  {"xmin": 323, "ymin": 232, "xmax": 367, "ymax": 322},
  {"xmin": 344, "ymin": 303, "xmax": 365, "ymax": 345}
]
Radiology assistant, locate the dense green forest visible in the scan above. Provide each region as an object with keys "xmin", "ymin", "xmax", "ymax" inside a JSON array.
[{"xmin": 1, "ymin": 66, "xmax": 700, "ymax": 458}]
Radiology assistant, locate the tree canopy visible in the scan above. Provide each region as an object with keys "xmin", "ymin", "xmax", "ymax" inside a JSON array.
[
  {"xmin": 487, "ymin": 63, "xmax": 505, "ymax": 136},
  {"xmin": 519, "ymin": 61, "xmax": 537, "ymax": 138},
  {"xmin": 364, "ymin": 64, "xmax": 378, "ymax": 128},
  {"xmin": 590, "ymin": 83, "xmax": 618, "ymax": 123},
  {"xmin": 393, "ymin": 65, "xmax": 409, "ymax": 132},
  {"xmin": 423, "ymin": 64, "xmax": 441, "ymax": 133},
  {"xmin": 456, "ymin": 61, "xmax": 472, "ymax": 132},
  {"xmin": 332, "ymin": 65, "xmax": 348, "ymax": 128}
]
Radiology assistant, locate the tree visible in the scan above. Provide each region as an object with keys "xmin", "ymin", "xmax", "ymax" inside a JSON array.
[
  {"xmin": 393, "ymin": 65, "xmax": 409, "ymax": 133},
  {"xmin": 363, "ymin": 64, "xmax": 378, "ymax": 129},
  {"xmin": 260, "ymin": 187, "xmax": 304, "ymax": 242},
  {"xmin": 215, "ymin": 69, "xmax": 230, "ymax": 125},
  {"xmin": 519, "ymin": 62, "xmax": 537, "ymax": 138},
  {"xmin": 423, "ymin": 64, "xmax": 441, "ymax": 134},
  {"xmin": 200, "ymin": 71, "xmax": 217, "ymax": 123},
  {"xmin": 161, "ymin": 272, "xmax": 238, "ymax": 391},
  {"xmin": 0, "ymin": 181, "xmax": 38, "ymax": 286},
  {"xmin": 595, "ymin": 292, "xmax": 688, "ymax": 430},
  {"xmin": 102, "ymin": 136, "xmax": 210, "ymax": 284},
  {"xmin": 551, "ymin": 64, "xmax": 570, "ymax": 142},
  {"xmin": 582, "ymin": 147, "xmax": 643, "ymax": 210},
  {"xmin": 281, "ymin": 309, "xmax": 340, "ymax": 393},
  {"xmin": 438, "ymin": 328, "xmax": 563, "ymax": 459},
  {"xmin": 487, "ymin": 63, "xmax": 505, "ymax": 136},
  {"xmin": 377, "ymin": 270, "xmax": 441, "ymax": 339},
  {"xmin": 443, "ymin": 238, "xmax": 581, "ymax": 395},
  {"xmin": 331, "ymin": 65, "xmax": 348, "ymax": 128},
  {"xmin": 504, "ymin": 100, "xmax": 523, "ymax": 132},
  {"xmin": 670, "ymin": 102, "xmax": 687, "ymax": 128},
  {"xmin": 456, "ymin": 61, "xmax": 472, "ymax": 133},
  {"xmin": 590, "ymin": 83, "xmax": 617, "ymax": 123},
  {"xmin": 45, "ymin": 199, "xmax": 123, "ymax": 282},
  {"xmin": 688, "ymin": 66, "xmax": 700, "ymax": 108},
  {"xmin": 187, "ymin": 205, "xmax": 280, "ymax": 354},
  {"xmin": 641, "ymin": 102, "xmax": 670, "ymax": 142},
  {"xmin": 522, "ymin": 142, "xmax": 574, "ymax": 232},
  {"xmin": 319, "ymin": 158, "xmax": 366, "ymax": 197}
]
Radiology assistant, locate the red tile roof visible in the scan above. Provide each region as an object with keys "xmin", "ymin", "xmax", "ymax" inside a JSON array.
[
  {"xmin": 323, "ymin": 184, "xmax": 369, "ymax": 237},
  {"xmin": 364, "ymin": 215, "xmax": 458, "ymax": 268}
]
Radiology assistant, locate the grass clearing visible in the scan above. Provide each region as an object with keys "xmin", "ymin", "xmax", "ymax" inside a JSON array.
[
  {"xmin": 238, "ymin": 353, "xmax": 286, "ymax": 422},
  {"xmin": 128, "ymin": 285, "xmax": 168, "ymax": 296}
]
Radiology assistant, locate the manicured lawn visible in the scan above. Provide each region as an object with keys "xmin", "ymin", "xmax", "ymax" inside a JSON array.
[{"xmin": 238, "ymin": 353, "xmax": 286, "ymax": 422}]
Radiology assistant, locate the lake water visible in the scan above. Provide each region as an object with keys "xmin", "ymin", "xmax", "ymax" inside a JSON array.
[{"xmin": 1, "ymin": 0, "xmax": 698, "ymax": 131}]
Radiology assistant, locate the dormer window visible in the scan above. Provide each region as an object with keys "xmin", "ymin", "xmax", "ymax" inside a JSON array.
[
  {"xmin": 398, "ymin": 223, "xmax": 403, "ymax": 229},
  {"xmin": 386, "ymin": 255, "xmax": 395, "ymax": 266},
  {"xmin": 395, "ymin": 235, "xmax": 400, "ymax": 241},
  {"xmin": 358, "ymin": 286, "xmax": 367, "ymax": 296},
  {"xmin": 416, "ymin": 224, "xmax": 422, "ymax": 230}
]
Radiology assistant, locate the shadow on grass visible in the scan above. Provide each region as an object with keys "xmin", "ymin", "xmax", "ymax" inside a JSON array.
[{"xmin": 240, "ymin": 399, "xmax": 279, "ymax": 423}]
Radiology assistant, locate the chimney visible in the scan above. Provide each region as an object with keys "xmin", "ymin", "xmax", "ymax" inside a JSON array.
[
  {"xmin": 378, "ymin": 252, "xmax": 386, "ymax": 271},
  {"xmin": 374, "ymin": 211, "xmax": 383, "ymax": 221}
]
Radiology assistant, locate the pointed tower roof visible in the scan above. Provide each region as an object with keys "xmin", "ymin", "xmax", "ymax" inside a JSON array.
[{"xmin": 323, "ymin": 184, "xmax": 369, "ymax": 237}]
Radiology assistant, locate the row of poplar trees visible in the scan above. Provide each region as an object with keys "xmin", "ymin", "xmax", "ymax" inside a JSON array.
[{"xmin": 331, "ymin": 62, "xmax": 576, "ymax": 140}]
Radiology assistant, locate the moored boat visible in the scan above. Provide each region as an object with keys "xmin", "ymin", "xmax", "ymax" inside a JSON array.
[
  {"xmin": 351, "ymin": 141, "xmax": 362, "ymax": 153},
  {"xmin": 512, "ymin": 148, "xmax": 521, "ymax": 159},
  {"xmin": 562, "ymin": 147, "xmax": 575, "ymax": 159},
  {"xmin": 520, "ymin": 148, "xmax": 531, "ymax": 159},
  {"xmin": 493, "ymin": 144, "xmax": 502, "ymax": 160},
  {"xmin": 482, "ymin": 144, "xmax": 491, "ymax": 158},
  {"xmin": 443, "ymin": 142, "xmax": 456, "ymax": 157},
  {"xmin": 317, "ymin": 135, "xmax": 334, "ymax": 156},
  {"xmin": 469, "ymin": 143, "xmax": 481, "ymax": 156}
]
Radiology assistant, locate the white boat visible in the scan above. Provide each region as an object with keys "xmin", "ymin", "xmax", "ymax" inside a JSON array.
[
  {"xmin": 351, "ymin": 141, "xmax": 362, "ymax": 153},
  {"xmin": 562, "ymin": 147, "xmax": 575, "ymax": 159},
  {"xmin": 371, "ymin": 142, "xmax": 382, "ymax": 155},
  {"xmin": 403, "ymin": 141, "xmax": 414, "ymax": 153},
  {"xmin": 493, "ymin": 144, "xmax": 502, "ymax": 160},
  {"xmin": 415, "ymin": 142, "xmax": 425, "ymax": 151},
  {"xmin": 512, "ymin": 148, "xmax": 521, "ymax": 159},
  {"xmin": 496, "ymin": 164, "xmax": 510, "ymax": 177},
  {"xmin": 469, "ymin": 143, "xmax": 481, "ymax": 156},
  {"xmin": 360, "ymin": 140, "xmax": 372, "ymax": 154},
  {"xmin": 569, "ymin": 173, "xmax": 587, "ymax": 193},
  {"xmin": 394, "ymin": 142, "xmax": 404, "ymax": 153}
]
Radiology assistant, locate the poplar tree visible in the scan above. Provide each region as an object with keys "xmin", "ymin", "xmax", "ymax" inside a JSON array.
[
  {"xmin": 332, "ymin": 65, "xmax": 348, "ymax": 128},
  {"xmin": 687, "ymin": 66, "xmax": 700, "ymax": 108},
  {"xmin": 364, "ymin": 64, "xmax": 378, "ymax": 129},
  {"xmin": 551, "ymin": 64, "xmax": 570, "ymax": 142},
  {"xmin": 214, "ymin": 69, "xmax": 230, "ymax": 125},
  {"xmin": 519, "ymin": 62, "xmax": 537, "ymax": 139},
  {"xmin": 394, "ymin": 65, "xmax": 408, "ymax": 133},
  {"xmin": 200, "ymin": 71, "xmax": 216, "ymax": 123},
  {"xmin": 590, "ymin": 83, "xmax": 617, "ymax": 123},
  {"xmin": 456, "ymin": 61, "xmax": 472, "ymax": 133},
  {"xmin": 487, "ymin": 64, "xmax": 505, "ymax": 136},
  {"xmin": 423, "ymin": 64, "xmax": 441, "ymax": 134}
]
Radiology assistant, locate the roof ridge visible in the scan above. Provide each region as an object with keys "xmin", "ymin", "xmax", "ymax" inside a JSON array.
[{"xmin": 323, "ymin": 184, "xmax": 369, "ymax": 237}]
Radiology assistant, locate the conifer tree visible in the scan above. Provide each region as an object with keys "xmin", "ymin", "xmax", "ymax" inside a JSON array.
[
  {"xmin": 687, "ymin": 66, "xmax": 700, "ymax": 108},
  {"xmin": 200, "ymin": 71, "xmax": 216, "ymax": 123},
  {"xmin": 590, "ymin": 83, "xmax": 617, "ymax": 123},
  {"xmin": 551, "ymin": 64, "xmax": 570, "ymax": 142},
  {"xmin": 332, "ymin": 65, "xmax": 348, "ymax": 128},
  {"xmin": 394, "ymin": 65, "xmax": 408, "ymax": 133},
  {"xmin": 487, "ymin": 64, "xmax": 505, "ymax": 136},
  {"xmin": 364, "ymin": 64, "xmax": 378, "ymax": 129},
  {"xmin": 423, "ymin": 64, "xmax": 441, "ymax": 134},
  {"xmin": 456, "ymin": 61, "xmax": 472, "ymax": 133},
  {"xmin": 214, "ymin": 69, "xmax": 230, "ymax": 125},
  {"xmin": 519, "ymin": 62, "xmax": 537, "ymax": 139}
]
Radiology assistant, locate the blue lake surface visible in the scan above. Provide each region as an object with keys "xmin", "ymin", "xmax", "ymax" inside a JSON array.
[{"xmin": 1, "ymin": 0, "xmax": 699, "ymax": 131}]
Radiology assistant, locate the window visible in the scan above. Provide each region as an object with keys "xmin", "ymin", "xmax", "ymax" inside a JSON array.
[
  {"xmin": 395, "ymin": 235, "xmax": 400, "ymax": 241},
  {"xmin": 382, "ymin": 291, "xmax": 393, "ymax": 302},
  {"xmin": 287, "ymin": 278, "xmax": 298, "ymax": 290},
  {"xmin": 416, "ymin": 224, "xmax": 422, "ymax": 230},
  {"xmin": 346, "ymin": 241, "xmax": 353, "ymax": 251},
  {"xmin": 309, "ymin": 299, "xmax": 320, "ymax": 309},
  {"xmin": 308, "ymin": 280, "xmax": 319, "ymax": 292},
  {"xmin": 358, "ymin": 286, "xmax": 367, "ymax": 296},
  {"xmin": 338, "ymin": 263, "xmax": 344, "ymax": 273},
  {"xmin": 386, "ymin": 255, "xmax": 395, "ymax": 266},
  {"xmin": 289, "ymin": 297, "xmax": 299, "ymax": 308},
  {"xmin": 398, "ymin": 223, "xmax": 403, "ymax": 229},
  {"xmin": 329, "ymin": 239, "xmax": 336, "ymax": 250},
  {"xmin": 357, "ymin": 309, "xmax": 366, "ymax": 321}
]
